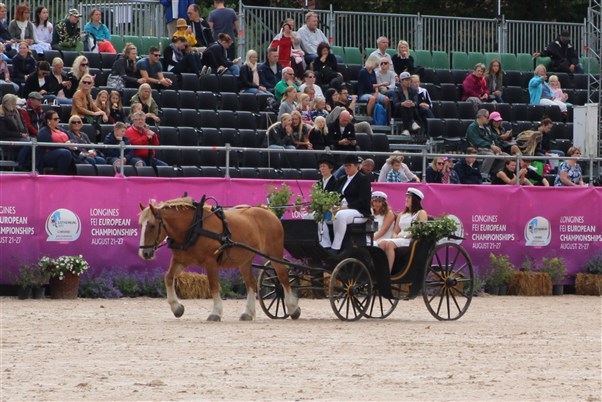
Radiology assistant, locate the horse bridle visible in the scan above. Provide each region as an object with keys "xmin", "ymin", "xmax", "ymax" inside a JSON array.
[{"xmin": 139, "ymin": 210, "xmax": 168, "ymax": 251}]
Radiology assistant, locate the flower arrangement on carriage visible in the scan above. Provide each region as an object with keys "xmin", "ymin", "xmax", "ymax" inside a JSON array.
[
  {"xmin": 407, "ymin": 215, "xmax": 459, "ymax": 243},
  {"xmin": 308, "ymin": 183, "xmax": 341, "ymax": 223},
  {"xmin": 265, "ymin": 183, "xmax": 304, "ymax": 218}
]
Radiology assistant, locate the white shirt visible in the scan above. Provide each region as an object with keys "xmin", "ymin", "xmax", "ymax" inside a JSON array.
[{"xmin": 297, "ymin": 24, "xmax": 328, "ymax": 55}]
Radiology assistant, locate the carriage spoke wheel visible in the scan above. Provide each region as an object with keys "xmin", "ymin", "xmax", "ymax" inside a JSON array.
[
  {"xmin": 423, "ymin": 242, "xmax": 474, "ymax": 321},
  {"xmin": 329, "ymin": 258, "xmax": 372, "ymax": 321},
  {"xmin": 365, "ymin": 289, "xmax": 400, "ymax": 319},
  {"xmin": 257, "ymin": 263, "xmax": 299, "ymax": 320}
]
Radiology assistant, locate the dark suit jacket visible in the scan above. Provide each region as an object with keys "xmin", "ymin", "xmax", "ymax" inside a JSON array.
[
  {"xmin": 318, "ymin": 175, "xmax": 337, "ymax": 192},
  {"xmin": 335, "ymin": 172, "xmax": 371, "ymax": 217},
  {"xmin": 327, "ymin": 120, "xmax": 356, "ymax": 151},
  {"xmin": 258, "ymin": 61, "xmax": 283, "ymax": 91},
  {"xmin": 203, "ymin": 42, "xmax": 232, "ymax": 70}
]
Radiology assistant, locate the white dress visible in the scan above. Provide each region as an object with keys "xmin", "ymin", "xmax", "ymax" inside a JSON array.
[
  {"xmin": 34, "ymin": 23, "xmax": 53, "ymax": 47},
  {"xmin": 377, "ymin": 211, "xmax": 421, "ymax": 247},
  {"xmin": 373, "ymin": 213, "xmax": 394, "ymax": 241}
]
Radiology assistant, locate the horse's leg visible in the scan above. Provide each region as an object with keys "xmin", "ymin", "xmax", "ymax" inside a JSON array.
[
  {"xmin": 272, "ymin": 261, "xmax": 301, "ymax": 320},
  {"xmin": 206, "ymin": 267, "xmax": 223, "ymax": 322},
  {"xmin": 165, "ymin": 258, "xmax": 186, "ymax": 318},
  {"xmin": 238, "ymin": 262, "xmax": 256, "ymax": 321}
]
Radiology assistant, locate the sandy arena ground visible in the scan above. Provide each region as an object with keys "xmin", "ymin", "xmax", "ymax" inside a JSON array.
[{"xmin": 1, "ymin": 295, "xmax": 601, "ymax": 401}]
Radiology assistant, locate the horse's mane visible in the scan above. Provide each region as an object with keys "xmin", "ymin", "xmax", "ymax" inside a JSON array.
[{"xmin": 156, "ymin": 197, "xmax": 195, "ymax": 209}]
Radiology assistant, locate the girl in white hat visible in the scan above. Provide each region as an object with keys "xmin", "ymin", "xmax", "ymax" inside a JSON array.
[{"xmin": 370, "ymin": 191, "xmax": 395, "ymax": 243}]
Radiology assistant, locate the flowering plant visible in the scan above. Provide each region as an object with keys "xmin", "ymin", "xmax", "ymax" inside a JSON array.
[
  {"xmin": 308, "ymin": 183, "xmax": 341, "ymax": 223},
  {"xmin": 266, "ymin": 183, "xmax": 303, "ymax": 218},
  {"xmin": 38, "ymin": 255, "xmax": 90, "ymax": 280},
  {"xmin": 408, "ymin": 216, "xmax": 458, "ymax": 242}
]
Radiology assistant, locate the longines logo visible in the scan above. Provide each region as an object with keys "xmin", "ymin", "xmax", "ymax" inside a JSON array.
[{"xmin": 45, "ymin": 209, "xmax": 81, "ymax": 242}]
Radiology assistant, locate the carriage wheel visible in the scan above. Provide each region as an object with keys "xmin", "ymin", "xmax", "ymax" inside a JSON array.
[
  {"xmin": 257, "ymin": 263, "xmax": 300, "ymax": 320},
  {"xmin": 329, "ymin": 258, "xmax": 372, "ymax": 321},
  {"xmin": 365, "ymin": 289, "xmax": 400, "ymax": 319},
  {"xmin": 422, "ymin": 242, "xmax": 474, "ymax": 321}
]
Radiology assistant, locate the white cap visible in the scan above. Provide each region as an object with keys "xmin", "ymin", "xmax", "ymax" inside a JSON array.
[
  {"xmin": 371, "ymin": 191, "xmax": 387, "ymax": 200},
  {"xmin": 407, "ymin": 187, "xmax": 424, "ymax": 200}
]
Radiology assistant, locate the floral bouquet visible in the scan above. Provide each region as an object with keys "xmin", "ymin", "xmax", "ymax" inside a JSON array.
[
  {"xmin": 408, "ymin": 216, "xmax": 458, "ymax": 242},
  {"xmin": 308, "ymin": 183, "xmax": 341, "ymax": 223},
  {"xmin": 266, "ymin": 183, "xmax": 303, "ymax": 218},
  {"xmin": 38, "ymin": 255, "xmax": 90, "ymax": 281}
]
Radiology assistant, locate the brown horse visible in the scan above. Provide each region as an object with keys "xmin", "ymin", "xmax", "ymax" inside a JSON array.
[{"xmin": 138, "ymin": 197, "xmax": 300, "ymax": 321}]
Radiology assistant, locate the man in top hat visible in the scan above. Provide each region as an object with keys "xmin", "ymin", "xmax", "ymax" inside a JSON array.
[
  {"xmin": 323, "ymin": 154, "xmax": 371, "ymax": 255},
  {"xmin": 533, "ymin": 30, "xmax": 583, "ymax": 74},
  {"xmin": 52, "ymin": 9, "xmax": 83, "ymax": 51}
]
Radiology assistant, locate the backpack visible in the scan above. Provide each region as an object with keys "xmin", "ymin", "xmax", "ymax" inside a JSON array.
[{"xmin": 373, "ymin": 102, "xmax": 387, "ymax": 125}]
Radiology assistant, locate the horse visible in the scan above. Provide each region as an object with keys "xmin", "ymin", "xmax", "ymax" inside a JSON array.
[{"xmin": 138, "ymin": 197, "xmax": 301, "ymax": 321}]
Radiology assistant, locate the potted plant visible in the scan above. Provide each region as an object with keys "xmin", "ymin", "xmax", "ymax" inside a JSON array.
[
  {"xmin": 39, "ymin": 255, "xmax": 90, "ymax": 299},
  {"xmin": 266, "ymin": 183, "xmax": 303, "ymax": 219},
  {"xmin": 485, "ymin": 253, "xmax": 515, "ymax": 295},
  {"xmin": 14, "ymin": 264, "xmax": 36, "ymax": 299},
  {"xmin": 576, "ymin": 254, "xmax": 602, "ymax": 296},
  {"xmin": 539, "ymin": 256, "xmax": 567, "ymax": 295},
  {"xmin": 407, "ymin": 215, "xmax": 458, "ymax": 243},
  {"xmin": 308, "ymin": 182, "xmax": 341, "ymax": 223}
]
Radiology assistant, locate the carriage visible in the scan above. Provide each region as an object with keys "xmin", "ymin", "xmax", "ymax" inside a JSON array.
[{"xmin": 257, "ymin": 218, "xmax": 475, "ymax": 322}]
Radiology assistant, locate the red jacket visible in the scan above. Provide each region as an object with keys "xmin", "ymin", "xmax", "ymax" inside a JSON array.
[
  {"xmin": 20, "ymin": 100, "xmax": 44, "ymax": 136},
  {"xmin": 270, "ymin": 36, "xmax": 293, "ymax": 68},
  {"xmin": 125, "ymin": 125, "xmax": 159, "ymax": 160},
  {"xmin": 461, "ymin": 73, "xmax": 489, "ymax": 101}
]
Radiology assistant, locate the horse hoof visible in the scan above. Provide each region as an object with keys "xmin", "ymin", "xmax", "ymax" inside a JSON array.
[
  {"xmin": 207, "ymin": 314, "xmax": 221, "ymax": 322},
  {"xmin": 290, "ymin": 307, "xmax": 301, "ymax": 320},
  {"xmin": 239, "ymin": 313, "xmax": 254, "ymax": 321},
  {"xmin": 173, "ymin": 304, "xmax": 185, "ymax": 318}
]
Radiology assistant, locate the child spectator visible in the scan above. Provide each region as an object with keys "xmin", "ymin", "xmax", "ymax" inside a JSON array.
[
  {"xmin": 386, "ymin": 158, "xmax": 403, "ymax": 182},
  {"xmin": 109, "ymin": 91, "xmax": 125, "ymax": 123},
  {"xmin": 308, "ymin": 115, "xmax": 329, "ymax": 150},
  {"xmin": 94, "ymin": 90, "xmax": 111, "ymax": 122},
  {"xmin": 548, "ymin": 75, "xmax": 570, "ymax": 104},
  {"xmin": 310, "ymin": 96, "xmax": 329, "ymax": 121},
  {"xmin": 298, "ymin": 93, "xmax": 313, "ymax": 125}
]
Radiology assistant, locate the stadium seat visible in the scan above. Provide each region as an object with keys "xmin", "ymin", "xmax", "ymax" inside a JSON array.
[
  {"xmin": 237, "ymin": 111, "xmax": 258, "ymax": 130},
  {"xmin": 217, "ymin": 110, "xmax": 238, "ymax": 128},
  {"xmin": 121, "ymin": 165, "xmax": 137, "ymax": 176},
  {"xmin": 343, "ymin": 64, "xmax": 362, "ymax": 82},
  {"xmin": 257, "ymin": 167, "xmax": 278, "ymax": 179},
  {"xmin": 451, "ymin": 52, "xmax": 469, "ymax": 70},
  {"xmin": 110, "ymin": 35, "xmax": 125, "ymax": 54},
  {"xmin": 220, "ymin": 92, "xmax": 239, "ymax": 111},
  {"xmin": 457, "ymin": 102, "xmax": 477, "ymax": 120},
  {"xmin": 516, "ymin": 53, "xmax": 534, "ymax": 71},
  {"xmin": 237, "ymin": 167, "xmax": 258, "ymax": 178},
  {"xmin": 181, "ymin": 166, "xmax": 202, "ymax": 176},
  {"xmin": 467, "ymin": 52, "xmax": 485, "ymax": 68},
  {"xmin": 433, "ymin": 69, "xmax": 452, "ymax": 86},
  {"xmin": 426, "ymin": 118, "xmax": 445, "ymax": 138},
  {"xmin": 300, "ymin": 168, "xmax": 320, "ymax": 181},
  {"xmin": 122, "ymin": 88, "xmax": 137, "ymax": 106},
  {"xmin": 43, "ymin": 49, "xmax": 61, "ymax": 65},
  {"xmin": 239, "ymin": 129, "xmax": 259, "ymax": 148},
  {"xmin": 343, "ymin": 47, "xmax": 363, "ymax": 65},
  {"xmin": 135, "ymin": 166, "xmax": 156, "ymax": 176},
  {"xmin": 200, "ymin": 166, "xmax": 223, "ymax": 177},
  {"xmin": 156, "ymin": 166, "xmax": 182, "ymax": 177},
  {"xmin": 281, "ymin": 168, "xmax": 301, "ymax": 180},
  {"xmin": 197, "ymin": 91, "xmax": 217, "ymax": 110},
  {"xmin": 100, "ymin": 52, "xmax": 118, "ymax": 70},
  {"xmin": 431, "ymin": 51, "xmax": 449, "ymax": 69},
  {"xmin": 96, "ymin": 165, "xmax": 117, "ymax": 176},
  {"xmin": 239, "ymin": 93, "xmax": 259, "ymax": 112},
  {"xmin": 220, "ymin": 127, "xmax": 240, "ymax": 147},
  {"xmin": 76, "ymin": 164, "xmax": 96, "ymax": 176},
  {"xmin": 432, "ymin": 101, "xmax": 456, "ymax": 119},
  {"xmin": 535, "ymin": 56, "xmax": 551, "ymax": 70},
  {"xmin": 199, "ymin": 110, "xmax": 219, "ymax": 128},
  {"xmin": 82, "ymin": 52, "xmax": 102, "ymax": 69},
  {"xmin": 258, "ymin": 112, "xmax": 277, "ymax": 130},
  {"xmin": 99, "ymin": 124, "xmax": 114, "ymax": 143},
  {"xmin": 123, "ymin": 35, "xmax": 143, "ymax": 53},
  {"xmin": 371, "ymin": 134, "xmax": 390, "ymax": 153},
  {"xmin": 484, "ymin": 52, "xmax": 501, "ymax": 67},
  {"xmin": 500, "ymin": 53, "xmax": 519, "ymax": 71},
  {"xmin": 178, "ymin": 90, "xmax": 197, "ymax": 110},
  {"xmin": 61, "ymin": 51, "xmax": 79, "ymax": 67},
  {"xmin": 199, "ymin": 127, "xmax": 222, "ymax": 146},
  {"xmin": 355, "ymin": 132, "xmax": 371, "ymax": 151},
  {"xmin": 504, "ymin": 86, "xmax": 528, "ymax": 104},
  {"xmin": 180, "ymin": 73, "xmax": 201, "ymax": 92},
  {"xmin": 439, "ymin": 83, "xmax": 460, "ymax": 102},
  {"xmin": 219, "ymin": 75, "xmax": 239, "ymax": 93},
  {"xmin": 160, "ymin": 90, "xmax": 179, "ymax": 109},
  {"xmin": 511, "ymin": 103, "xmax": 530, "ymax": 121},
  {"xmin": 160, "ymin": 108, "xmax": 180, "ymax": 127},
  {"xmin": 580, "ymin": 57, "xmax": 600, "ymax": 74},
  {"xmin": 200, "ymin": 74, "xmax": 219, "ymax": 92},
  {"xmin": 492, "ymin": 103, "xmax": 512, "ymax": 122},
  {"xmin": 141, "ymin": 36, "xmax": 162, "ymax": 53},
  {"xmin": 504, "ymin": 70, "xmax": 522, "ymax": 87},
  {"xmin": 181, "ymin": 109, "xmax": 201, "ymax": 127},
  {"xmin": 331, "ymin": 45, "xmax": 344, "ymax": 60}
]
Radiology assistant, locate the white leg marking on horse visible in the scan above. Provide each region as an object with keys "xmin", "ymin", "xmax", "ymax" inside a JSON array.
[
  {"xmin": 283, "ymin": 287, "xmax": 301, "ymax": 320},
  {"xmin": 208, "ymin": 293, "xmax": 223, "ymax": 321},
  {"xmin": 166, "ymin": 273, "xmax": 184, "ymax": 318},
  {"xmin": 240, "ymin": 289, "xmax": 256, "ymax": 321}
]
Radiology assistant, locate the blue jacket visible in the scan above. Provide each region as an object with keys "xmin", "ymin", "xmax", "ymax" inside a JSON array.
[
  {"xmin": 161, "ymin": 0, "xmax": 195, "ymax": 23},
  {"xmin": 528, "ymin": 76, "xmax": 551, "ymax": 105}
]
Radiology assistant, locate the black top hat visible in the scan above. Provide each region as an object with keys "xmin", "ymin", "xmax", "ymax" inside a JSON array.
[
  {"xmin": 343, "ymin": 154, "xmax": 363, "ymax": 164},
  {"xmin": 317, "ymin": 155, "xmax": 336, "ymax": 168}
]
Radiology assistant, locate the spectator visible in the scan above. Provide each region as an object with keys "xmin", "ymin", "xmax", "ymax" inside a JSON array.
[
  {"xmin": 324, "ymin": 87, "xmax": 338, "ymax": 111},
  {"xmin": 126, "ymin": 111, "xmax": 168, "ymax": 167},
  {"xmin": 84, "ymin": 8, "xmax": 116, "ymax": 54},
  {"xmin": 33, "ymin": 6, "xmax": 52, "ymax": 50},
  {"xmin": 376, "ymin": 58, "xmax": 396, "ymax": 98},
  {"xmin": 172, "ymin": 18, "xmax": 196, "ymax": 47},
  {"xmin": 162, "ymin": 0, "xmax": 195, "ymax": 37},
  {"xmin": 330, "ymin": 87, "xmax": 375, "ymax": 137},
  {"xmin": 290, "ymin": 110, "xmax": 311, "ymax": 149},
  {"xmin": 94, "ymin": 89, "xmax": 111, "ymax": 122},
  {"xmin": 203, "ymin": 33, "xmax": 240, "ymax": 76},
  {"xmin": 37, "ymin": 110, "xmax": 75, "ymax": 174},
  {"xmin": 485, "ymin": 59, "xmax": 504, "ymax": 103},
  {"xmin": 410, "ymin": 74, "xmax": 435, "ymax": 127},
  {"xmin": 9, "ymin": 4, "xmax": 51, "ymax": 55},
  {"xmin": 0, "ymin": 42, "xmax": 18, "ymax": 92},
  {"xmin": 110, "ymin": 43, "xmax": 144, "ymax": 89},
  {"xmin": 465, "ymin": 108, "xmax": 507, "ymax": 175},
  {"xmin": 488, "ymin": 111, "xmax": 520, "ymax": 155},
  {"xmin": 72, "ymin": 73, "xmax": 108, "ymax": 127},
  {"xmin": 0, "ymin": 93, "xmax": 29, "ymax": 168},
  {"xmin": 308, "ymin": 115, "xmax": 329, "ymax": 150},
  {"xmin": 104, "ymin": 122, "xmax": 144, "ymax": 168},
  {"xmin": 548, "ymin": 75, "xmax": 570, "ymax": 104},
  {"xmin": 67, "ymin": 115, "xmax": 106, "ymax": 165},
  {"xmin": 271, "ymin": 18, "xmax": 304, "ymax": 78},
  {"xmin": 52, "ymin": 9, "xmax": 82, "ymax": 51},
  {"xmin": 426, "ymin": 157, "xmax": 459, "ymax": 184},
  {"xmin": 297, "ymin": 93, "xmax": 312, "ymax": 125},
  {"xmin": 208, "ymin": 0, "xmax": 238, "ymax": 60},
  {"xmin": 327, "ymin": 110, "xmax": 358, "ymax": 152},
  {"xmin": 369, "ymin": 36, "xmax": 393, "ymax": 72},
  {"xmin": 297, "ymin": 11, "xmax": 328, "ymax": 65},
  {"xmin": 23, "ymin": 60, "xmax": 53, "ymax": 101},
  {"xmin": 358, "ymin": 54, "xmax": 391, "ymax": 122},
  {"xmin": 130, "ymin": 83, "xmax": 160, "ymax": 125},
  {"xmin": 109, "ymin": 90, "xmax": 125, "ymax": 123},
  {"xmin": 277, "ymin": 86, "xmax": 298, "ymax": 119},
  {"xmin": 11, "ymin": 41, "xmax": 36, "ymax": 87},
  {"xmin": 528, "ymin": 64, "xmax": 568, "ymax": 114},
  {"xmin": 258, "ymin": 47, "xmax": 283, "ymax": 94},
  {"xmin": 299, "ymin": 70, "xmax": 324, "ymax": 99},
  {"xmin": 0, "ymin": 3, "xmax": 15, "ymax": 49},
  {"xmin": 263, "ymin": 112, "xmax": 295, "ymax": 149},
  {"xmin": 64, "ymin": 55, "xmax": 90, "ymax": 98},
  {"xmin": 137, "ymin": 46, "xmax": 173, "ymax": 88},
  {"xmin": 162, "ymin": 36, "xmax": 202, "ymax": 74},
  {"xmin": 302, "ymin": 82, "xmax": 316, "ymax": 100},
  {"xmin": 371, "ymin": 191, "xmax": 395, "ymax": 243},
  {"xmin": 361, "ymin": 158, "xmax": 377, "ymax": 182},
  {"xmin": 310, "ymin": 96, "xmax": 329, "ymax": 121},
  {"xmin": 533, "ymin": 30, "xmax": 583, "ymax": 74},
  {"xmin": 520, "ymin": 158, "xmax": 550, "ymax": 186},
  {"xmin": 453, "ymin": 147, "xmax": 483, "ymax": 184},
  {"xmin": 47, "ymin": 57, "xmax": 72, "ymax": 104},
  {"xmin": 461, "ymin": 63, "xmax": 490, "ymax": 105},
  {"xmin": 311, "ymin": 41, "xmax": 343, "ymax": 89},
  {"xmin": 392, "ymin": 71, "xmax": 420, "ymax": 136},
  {"xmin": 20, "ymin": 91, "xmax": 44, "ymax": 137},
  {"xmin": 186, "ymin": 3, "xmax": 213, "ymax": 50},
  {"xmin": 128, "ymin": 102, "xmax": 143, "ymax": 124},
  {"xmin": 492, "ymin": 159, "xmax": 528, "ymax": 185},
  {"xmin": 534, "ymin": 118, "xmax": 563, "ymax": 157},
  {"xmin": 238, "ymin": 49, "xmax": 272, "ymax": 95},
  {"xmin": 380, "ymin": 154, "xmax": 419, "ymax": 183},
  {"xmin": 391, "ymin": 40, "xmax": 423, "ymax": 77},
  {"xmin": 274, "ymin": 67, "xmax": 299, "ymax": 101},
  {"xmin": 554, "ymin": 147, "xmax": 585, "ymax": 186}
]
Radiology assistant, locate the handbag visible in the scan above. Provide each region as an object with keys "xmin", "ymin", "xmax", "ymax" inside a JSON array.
[{"xmin": 106, "ymin": 74, "xmax": 125, "ymax": 91}]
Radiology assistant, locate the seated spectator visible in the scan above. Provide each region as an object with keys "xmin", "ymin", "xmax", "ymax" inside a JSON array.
[
  {"xmin": 258, "ymin": 47, "xmax": 283, "ymax": 94},
  {"xmin": 278, "ymin": 86, "xmax": 298, "ymax": 119},
  {"xmin": 377, "ymin": 151, "xmax": 402, "ymax": 182},
  {"xmin": 297, "ymin": 93, "xmax": 313, "ymax": 125},
  {"xmin": 488, "ymin": 111, "xmax": 520, "ymax": 155},
  {"xmin": 369, "ymin": 36, "xmax": 393, "ymax": 71},
  {"xmin": 327, "ymin": 110, "xmax": 358, "ymax": 152},
  {"xmin": 172, "ymin": 18, "xmax": 196, "ymax": 47},
  {"xmin": 324, "ymin": 87, "xmax": 337, "ymax": 111},
  {"xmin": 516, "ymin": 130, "xmax": 542, "ymax": 157},
  {"xmin": 263, "ymin": 112, "xmax": 295, "ymax": 149},
  {"xmin": 392, "ymin": 72, "xmax": 421, "ymax": 135},
  {"xmin": 51, "ymin": 9, "xmax": 82, "ymax": 51},
  {"xmin": 465, "ymin": 108, "xmax": 507, "ymax": 175},
  {"xmin": 328, "ymin": 89, "xmax": 374, "ymax": 137},
  {"xmin": 485, "ymin": 59, "xmax": 504, "ymax": 103},
  {"xmin": 83, "ymin": 8, "xmax": 116, "ymax": 53},
  {"xmin": 426, "ymin": 156, "xmax": 459, "ymax": 184},
  {"xmin": 297, "ymin": 11, "xmax": 329, "ymax": 66},
  {"xmin": 110, "ymin": 43, "xmax": 144, "ymax": 89},
  {"xmin": 64, "ymin": 55, "xmax": 91, "ymax": 99},
  {"xmin": 298, "ymin": 70, "xmax": 324, "ymax": 99},
  {"xmin": 410, "ymin": 74, "xmax": 435, "ymax": 126},
  {"xmin": 11, "ymin": 41, "xmax": 36, "ymax": 87},
  {"xmin": 23, "ymin": 61, "xmax": 53, "ymax": 100},
  {"xmin": 137, "ymin": 46, "xmax": 173, "ymax": 88},
  {"xmin": 548, "ymin": 75, "xmax": 570, "ymax": 104},
  {"xmin": 128, "ymin": 102, "xmax": 143, "ymax": 125},
  {"xmin": 310, "ymin": 96, "xmax": 329, "ymax": 121},
  {"xmin": 130, "ymin": 83, "xmax": 160, "ymax": 125},
  {"xmin": 162, "ymin": 36, "xmax": 201, "ymax": 74},
  {"xmin": 382, "ymin": 154, "xmax": 419, "ymax": 183},
  {"xmin": 534, "ymin": 118, "xmax": 563, "ymax": 158},
  {"xmin": 33, "ymin": 6, "xmax": 53, "ymax": 51},
  {"xmin": 94, "ymin": 89, "xmax": 112, "ymax": 123},
  {"xmin": 0, "ymin": 42, "xmax": 19, "ymax": 93},
  {"xmin": 391, "ymin": 40, "xmax": 423, "ymax": 77},
  {"xmin": 186, "ymin": 3, "xmax": 213, "ymax": 51},
  {"xmin": 371, "ymin": 191, "xmax": 395, "ymax": 243},
  {"xmin": 528, "ymin": 64, "xmax": 568, "ymax": 114},
  {"xmin": 361, "ymin": 158, "xmax": 377, "ymax": 182},
  {"xmin": 533, "ymin": 30, "xmax": 583, "ymax": 74},
  {"xmin": 358, "ymin": 54, "xmax": 391, "ymax": 123},
  {"xmin": 453, "ymin": 147, "xmax": 482, "ymax": 184},
  {"xmin": 290, "ymin": 110, "xmax": 311, "ymax": 149},
  {"xmin": 462, "ymin": 63, "xmax": 490, "ymax": 105},
  {"xmin": 520, "ymin": 158, "xmax": 550, "ymax": 186},
  {"xmin": 109, "ymin": 90, "xmax": 125, "ymax": 123},
  {"xmin": 274, "ymin": 67, "xmax": 299, "ymax": 101},
  {"xmin": 9, "ymin": 4, "xmax": 51, "ymax": 55},
  {"xmin": 311, "ymin": 42, "xmax": 342, "ymax": 89},
  {"xmin": 72, "ymin": 73, "xmax": 108, "ymax": 126},
  {"xmin": 0, "ymin": 3, "xmax": 15, "ymax": 49},
  {"xmin": 554, "ymin": 147, "xmax": 585, "ymax": 186},
  {"xmin": 376, "ymin": 59, "xmax": 397, "ymax": 98},
  {"xmin": 37, "ymin": 110, "xmax": 75, "ymax": 174},
  {"xmin": 0, "ymin": 93, "xmax": 30, "ymax": 168},
  {"xmin": 103, "ymin": 122, "xmax": 144, "ymax": 168},
  {"xmin": 203, "ymin": 33, "xmax": 240, "ymax": 76},
  {"xmin": 492, "ymin": 159, "xmax": 529, "ymax": 185},
  {"xmin": 238, "ymin": 49, "xmax": 273, "ymax": 95},
  {"xmin": 47, "ymin": 57, "xmax": 72, "ymax": 104},
  {"xmin": 125, "ymin": 111, "xmax": 168, "ymax": 167},
  {"xmin": 20, "ymin": 91, "xmax": 44, "ymax": 137},
  {"xmin": 308, "ymin": 115, "xmax": 329, "ymax": 150},
  {"xmin": 67, "ymin": 115, "xmax": 106, "ymax": 165}
]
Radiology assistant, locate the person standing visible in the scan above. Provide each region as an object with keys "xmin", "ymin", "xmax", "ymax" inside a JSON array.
[
  {"xmin": 161, "ymin": 0, "xmax": 195, "ymax": 37},
  {"xmin": 297, "ymin": 11, "xmax": 328, "ymax": 66},
  {"xmin": 187, "ymin": 3, "xmax": 213, "ymax": 51},
  {"xmin": 208, "ymin": 0, "xmax": 238, "ymax": 60}
]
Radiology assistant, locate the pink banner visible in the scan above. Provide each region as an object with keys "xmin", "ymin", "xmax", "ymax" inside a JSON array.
[{"xmin": 1, "ymin": 174, "xmax": 601, "ymax": 284}]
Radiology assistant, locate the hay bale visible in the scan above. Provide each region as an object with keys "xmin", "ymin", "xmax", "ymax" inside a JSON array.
[
  {"xmin": 175, "ymin": 272, "xmax": 211, "ymax": 299},
  {"xmin": 508, "ymin": 272, "xmax": 552, "ymax": 296},
  {"xmin": 575, "ymin": 273, "xmax": 602, "ymax": 296}
]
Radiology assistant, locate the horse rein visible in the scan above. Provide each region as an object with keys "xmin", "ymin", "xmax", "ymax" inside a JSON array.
[{"xmin": 139, "ymin": 210, "xmax": 168, "ymax": 251}]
